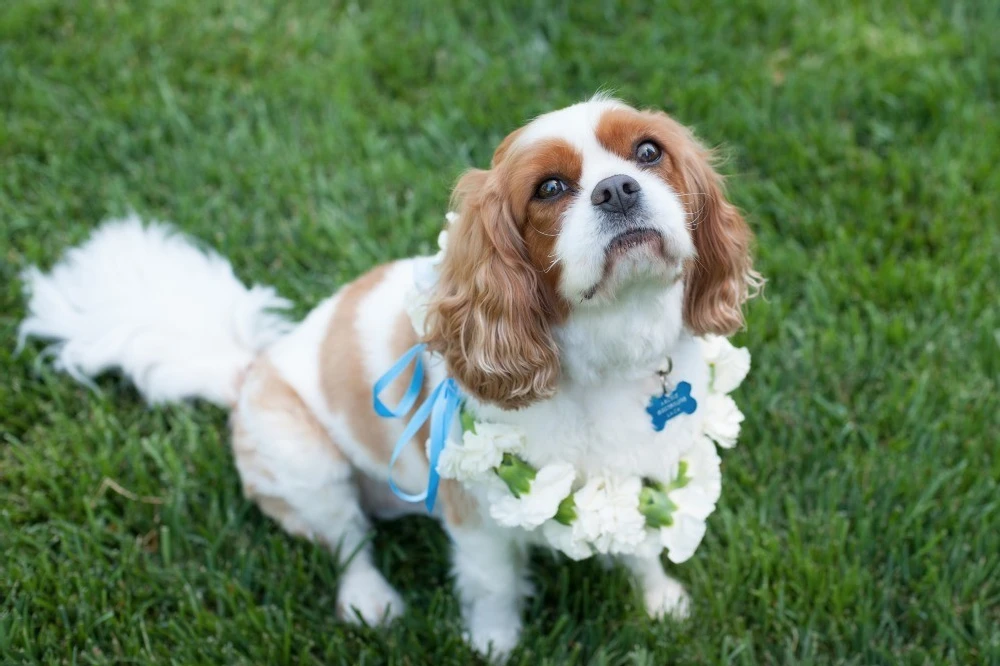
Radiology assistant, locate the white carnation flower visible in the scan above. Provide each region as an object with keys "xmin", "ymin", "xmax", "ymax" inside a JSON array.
[
  {"xmin": 475, "ymin": 421, "xmax": 527, "ymax": 452},
  {"xmin": 436, "ymin": 422, "xmax": 525, "ymax": 482},
  {"xmin": 652, "ymin": 437, "xmax": 724, "ymax": 563},
  {"xmin": 431, "ymin": 214, "xmax": 454, "ymax": 266},
  {"xmin": 541, "ymin": 521, "xmax": 593, "ymax": 561},
  {"xmin": 571, "ymin": 475, "xmax": 648, "ymax": 555},
  {"xmin": 699, "ymin": 334, "xmax": 751, "ymax": 394},
  {"xmin": 489, "ymin": 462, "xmax": 575, "ymax": 530},
  {"xmin": 432, "ymin": 228, "xmax": 449, "ymax": 265},
  {"xmin": 668, "ymin": 485, "xmax": 716, "ymax": 522},
  {"xmin": 701, "ymin": 393, "xmax": 744, "ymax": 449},
  {"xmin": 658, "ymin": 512, "xmax": 707, "ymax": 564},
  {"xmin": 680, "ymin": 435, "xmax": 723, "ymax": 507},
  {"xmin": 634, "ymin": 529, "xmax": 666, "ymax": 559}
]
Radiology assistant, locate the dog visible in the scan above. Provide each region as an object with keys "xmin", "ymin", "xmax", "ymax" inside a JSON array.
[{"xmin": 20, "ymin": 95, "xmax": 761, "ymax": 657}]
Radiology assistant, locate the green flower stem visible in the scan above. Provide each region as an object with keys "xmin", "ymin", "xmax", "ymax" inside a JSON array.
[
  {"xmin": 553, "ymin": 495, "xmax": 577, "ymax": 525},
  {"xmin": 638, "ymin": 462, "xmax": 693, "ymax": 528},
  {"xmin": 673, "ymin": 460, "xmax": 691, "ymax": 490},
  {"xmin": 639, "ymin": 482, "xmax": 676, "ymax": 528},
  {"xmin": 459, "ymin": 406, "xmax": 476, "ymax": 435},
  {"xmin": 495, "ymin": 453, "xmax": 536, "ymax": 498}
]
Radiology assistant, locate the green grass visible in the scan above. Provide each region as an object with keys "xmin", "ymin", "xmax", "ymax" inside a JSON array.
[{"xmin": 2, "ymin": 0, "xmax": 999, "ymax": 663}]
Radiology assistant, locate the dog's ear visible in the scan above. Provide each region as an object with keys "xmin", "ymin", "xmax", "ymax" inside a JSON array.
[
  {"xmin": 677, "ymin": 133, "xmax": 762, "ymax": 335},
  {"xmin": 424, "ymin": 169, "xmax": 560, "ymax": 409}
]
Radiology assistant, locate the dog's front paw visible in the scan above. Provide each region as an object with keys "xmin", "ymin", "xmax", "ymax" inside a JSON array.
[
  {"xmin": 642, "ymin": 576, "xmax": 691, "ymax": 621},
  {"xmin": 465, "ymin": 602, "xmax": 522, "ymax": 662},
  {"xmin": 336, "ymin": 567, "xmax": 405, "ymax": 626}
]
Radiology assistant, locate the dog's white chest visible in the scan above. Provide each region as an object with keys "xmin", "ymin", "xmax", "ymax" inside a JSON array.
[{"xmin": 471, "ymin": 334, "xmax": 710, "ymax": 484}]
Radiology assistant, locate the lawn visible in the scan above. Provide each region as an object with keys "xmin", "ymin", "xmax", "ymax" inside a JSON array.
[{"xmin": 2, "ymin": 0, "xmax": 999, "ymax": 663}]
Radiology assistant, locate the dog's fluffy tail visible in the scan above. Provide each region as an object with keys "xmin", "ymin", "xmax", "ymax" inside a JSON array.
[{"xmin": 18, "ymin": 215, "xmax": 293, "ymax": 407}]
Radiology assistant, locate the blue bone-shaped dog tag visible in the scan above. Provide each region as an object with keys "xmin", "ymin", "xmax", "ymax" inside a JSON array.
[{"xmin": 646, "ymin": 381, "xmax": 697, "ymax": 432}]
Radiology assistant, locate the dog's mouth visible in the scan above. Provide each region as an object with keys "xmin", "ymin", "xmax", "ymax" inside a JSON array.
[
  {"xmin": 606, "ymin": 228, "xmax": 664, "ymax": 257},
  {"xmin": 582, "ymin": 229, "xmax": 667, "ymax": 300}
]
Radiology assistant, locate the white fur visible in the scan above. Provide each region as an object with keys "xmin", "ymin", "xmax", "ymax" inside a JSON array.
[
  {"xmin": 19, "ymin": 215, "xmax": 291, "ymax": 406},
  {"xmin": 267, "ymin": 293, "xmax": 339, "ymax": 418},
  {"xmin": 623, "ymin": 554, "xmax": 692, "ymax": 620},
  {"xmin": 449, "ymin": 525, "xmax": 531, "ymax": 657}
]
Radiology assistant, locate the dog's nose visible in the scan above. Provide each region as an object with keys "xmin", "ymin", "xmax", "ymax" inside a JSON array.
[{"xmin": 591, "ymin": 174, "xmax": 641, "ymax": 216}]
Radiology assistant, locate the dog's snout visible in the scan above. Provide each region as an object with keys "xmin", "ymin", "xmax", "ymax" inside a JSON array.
[{"xmin": 591, "ymin": 174, "xmax": 641, "ymax": 216}]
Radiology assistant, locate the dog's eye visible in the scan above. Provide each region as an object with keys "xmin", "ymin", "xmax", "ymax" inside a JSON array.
[
  {"xmin": 535, "ymin": 178, "xmax": 568, "ymax": 200},
  {"xmin": 635, "ymin": 141, "xmax": 662, "ymax": 165}
]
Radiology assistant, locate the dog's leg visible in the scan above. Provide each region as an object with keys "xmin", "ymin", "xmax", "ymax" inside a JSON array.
[
  {"xmin": 233, "ymin": 358, "xmax": 403, "ymax": 626},
  {"xmin": 440, "ymin": 486, "xmax": 527, "ymax": 659},
  {"xmin": 621, "ymin": 554, "xmax": 691, "ymax": 620}
]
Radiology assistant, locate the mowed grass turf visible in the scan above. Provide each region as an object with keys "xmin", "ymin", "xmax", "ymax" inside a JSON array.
[{"xmin": 2, "ymin": 0, "xmax": 999, "ymax": 664}]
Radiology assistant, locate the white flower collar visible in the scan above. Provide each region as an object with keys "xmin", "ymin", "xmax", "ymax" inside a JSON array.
[{"xmin": 436, "ymin": 335, "xmax": 749, "ymax": 563}]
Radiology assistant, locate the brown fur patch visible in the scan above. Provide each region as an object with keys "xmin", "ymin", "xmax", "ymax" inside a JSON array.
[
  {"xmin": 320, "ymin": 264, "xmax": 393, "ymax": 462},
  {"xmin": 421, "ymin": 135, "xmax": 584, "ymax": 409},
  {"xmin": 248, "ymin": 357, "xmax": 344, "ymax": 458},
  {"xmin": 320, "ymin": 264, "xmax": 432, "ymax": 470},
  {"xmin": 506, "ymin": 139, "xmax": 582, "ymax": 314},
  {"xmin": 490, "ymin": 126, "xmax": 526, "ymax": 166},
  {"xmin": 595, "ymin": 107, "xmax": 690, "ymax": 204}
]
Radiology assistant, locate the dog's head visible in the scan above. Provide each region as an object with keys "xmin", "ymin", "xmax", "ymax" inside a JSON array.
[{"xmin": 425, "ymin": 97, "xmax": 761, "ymax": 409}]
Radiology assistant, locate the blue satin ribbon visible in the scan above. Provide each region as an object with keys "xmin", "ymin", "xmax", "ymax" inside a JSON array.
[{"xmin": 372, "ymin": 343, "xmax": 462, "ymax": 513}]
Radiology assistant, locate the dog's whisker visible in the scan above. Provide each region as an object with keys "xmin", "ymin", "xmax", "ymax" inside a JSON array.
[{"xmin": 528, "ymin": 223, "xmax": 558, "ymax": 238}]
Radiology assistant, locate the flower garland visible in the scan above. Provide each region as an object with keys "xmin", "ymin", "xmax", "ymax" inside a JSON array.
[
  {"xmin": 409, "ymin": 216, "xmax": 750, "ymax": 563},
  {"xmin": 435, "ymin": 336, "xmax": 749, "ymax": 563}
]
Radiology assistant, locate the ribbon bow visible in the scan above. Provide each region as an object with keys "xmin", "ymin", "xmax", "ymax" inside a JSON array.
[{"xmin": 373, "ymin": 343, "xmax": 462, "ymax": 513}]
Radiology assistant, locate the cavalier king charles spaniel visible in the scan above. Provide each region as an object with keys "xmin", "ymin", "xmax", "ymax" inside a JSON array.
[{"xmin": 20, "ymin": 95, "xmax": 761, "ymax": 658}]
